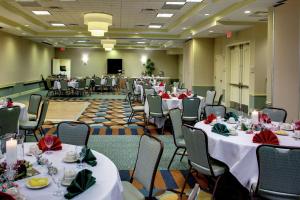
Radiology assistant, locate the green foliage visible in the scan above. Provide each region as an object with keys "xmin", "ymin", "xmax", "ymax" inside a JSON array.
[{"xmin": 143, "ymin": 59, "xmax": 155, "ymax": 76}]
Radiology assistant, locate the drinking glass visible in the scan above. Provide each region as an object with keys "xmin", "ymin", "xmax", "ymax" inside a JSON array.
[
  {"xmin": 17, "ymin": 137, "xmax": 24, "ymax": 160},
  {"xmin": 44, "ymin": 134, "xmax": 54, "ymax": 154},
  {"xmin": 50, "ymin": 172, "xmax": 63, "ymax": 197},
  {"xmin": 75, "ymin": 146, "xmax": 86, "ymax": 169}
]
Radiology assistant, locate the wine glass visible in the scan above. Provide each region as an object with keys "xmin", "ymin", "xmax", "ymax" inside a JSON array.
[
  {"xmin": 50, "ymin": 172, "xmax": 63, "ymax": 197},
  {"xmin": 44, "ymin": 134, "xmax": 54, "ymax": 154},
  {"xmin": 75, "ymin": 146, "xmax": 86, "ymax": 169}
]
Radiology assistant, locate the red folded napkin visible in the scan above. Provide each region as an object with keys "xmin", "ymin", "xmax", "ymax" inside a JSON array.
[
  {"xmin": 260, "ymin": 113, "xmax": 271, "ymax": 123},
  {"xmin": 38, "ymin": 136, "xmax": 62, "ymax": 152},
  {"xmin": 178, "ymin": 93, "xmax": 187, "ymax": 99},
  {"xmin": 7, "ymin": 101, "xmax": 13, "ymax": 108},
  {"xmin": 0, "ymin": 192, "xmax": 15, "ymax": 200},
  {"xmin": 187, "ymin": 91, "xmax": 192, "ymax": 96},
  {"xmin": 161, "ymin": 93, "xmax": 170, "ymax": 99},
  {"xmin": 253, "ymin": 129, "xmax": 279, "ymax": 145},
  {"xmin": 204, "ymin": 114, "xmax": 217, "ymax": 124},
  {"xmin": 159, "ymin": 82, "xmax": 164, "ymax": 86},
  {"xmin": 295, "ymin": 120, "xmax": 300, "ymax": 130}
]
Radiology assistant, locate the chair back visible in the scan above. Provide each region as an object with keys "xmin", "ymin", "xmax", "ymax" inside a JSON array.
[
  {"xmin": 46, "ymin": 79, "xmax": 52, "ymax": 89},
  {"xmin": 217, "ymin": 94, "xmax": 223, "ymax": 105},
  {"xmin": 106, "ymin": 78, "xmax": 112, "ymax": 87},
  {"xmin": 261, "ymin": 107, "xmax": 287, "ymax": 123},
  {"xmin": 60, "ymin": 80, "xmax": 68, "ymax": 90},
  {"xmin": 28, "ymin": 94, "xmax": 42, "ymax": 116},
  {"xmin": 144, "ymin": 84, "xmax": 152, "ymax": 89},
  {"xmin": 57, "ymin": 122, "xmax": 90, "ymax": 146},
  {"xmin": 205, "ymin": 90, "xmax": 216, "ymax": 105},
  {"xmin": 127, "ymin": 92, "xmax": 134, "ymax": 108},
  {"xmin": 78, "ymin": 79, "xmax": 86, "ymax": 89},
  {"xmin": 128, "ymin": 79, "xmax": 134, "ymax": 93},
  {"xmin": 256, "ymin": 145, "xmax": 300, "ymax": 199},
  {"xmin": 147, "ymin": 95, "xmax": 163, "ymax": 117},
  {"xmin": 182, "ymin": 97, "xmax": 200, "ymax": 121},
  {"xmin": 94, "ymin": 77, "xmax": 101, "ymax": 85},
  {"xmin": 173, "ymin": 82, "xmax": 179, "ymax": 88},
  {"xmin": 85, "ymin": 79, "xmax": 91, "ymax": 87},
  {"xmin": 37, "ymin": 100, "xmax": 49, "ymax": 128},
  {"xmin": 182, "ymin": 125, "xmax": 215, "ymax": 176},
  {"xmin": 204, "ymin": 105, "xmax": 226, "ymax": 118},
  {"xmin": 169, "ymin": 109, "xmax": 184, "ymax": 144},
  {"xmin": 132, "ymin": 135, "xmax": 163, "ymax": 197},
  {"xmin": 178, "ymin": 88, "xmax": 188, "ymax": 93},
  {"xmin": 0, "ymin": 106, "xmax": 20, "ymax": 136}
]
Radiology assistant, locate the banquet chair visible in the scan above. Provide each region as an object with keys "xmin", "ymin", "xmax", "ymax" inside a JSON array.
[
  {"xmin": 94, "ymin": 77, "xmax": 101, "ymax": 92},
  {"xmin": 173, "ymin": 82, "xmax": 179, "ymax": 88},
  {"xmin": 181, "ymin": 125, "xmax": 227, "ymax": 197},
  {"xmin": 254, "ymin": 145, "xmax": 300, "ymax": 200},
  {"xmin": 168, "ymin": 108, "xmax": 186, "ymax": 169},
  {"xmin": 57, "ymin": 121, "xmax": 90, "ymax": 146},
  {"xmin": 182, "ymin": 97, "xmax": 201, "ymax": 122},
  {"xmin": 20, "ymin": 100, "xmax": 49, "ymax": 142},
  {"xmin": 0, "ymin": 106, "xmax": 20, "ymax": 136},
  {"xmin": 106, "ymin": 77, "xmax": 113, "ymax": 92},
  {"xmin": 76, "ymin": 79, "xmax": 86, "ymax": 96},
  {"xmin": 127, "ymin": 93, "xmax": 145, "ymax": 124},
  {"xmin": 144, "ymin": 88, "xmax": 155, "ymax": 103},
  {"xmin": 85, "ymin": 78, "xmax": 92, "ymax": 95},
  {"xmin": 147, "ymin": 94, "xmax": 169, "ymax": 133},
  {"xmin": 261, "ymin": 107, "xmax": 287, "ymax": 123},
  {"xmin": 205, "ymin": 90, "xmax": 216, "ymax": 105},
  {"xmin": 204, "ymin": 105, "xmax": 226, "ymax": 118},
  {"xmin": 122, "ymin": 134, "xmax": 164, "ymax": 200},
  {"xmin": 217, "ymin": 94, "xmax": 223, "ymax": 105},
  {"xmin": 27, "ymin": 94, "xmax": 42, "ymax": 121},
  {"xmin": 46, "ymin": 79, "xmax": 57, "ymax": 97},
  {"xmin": 60, "ymin": 80, "xmax": 69, "ymax": 96}
]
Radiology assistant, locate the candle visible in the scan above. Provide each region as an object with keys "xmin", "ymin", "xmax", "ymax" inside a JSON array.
[
  {"xmin": 6, "ymin": 138, "xmax": 17, "ymax": 165},
  {"xmin": 251, "ymin": 110, "xmax": 259, "ymax": 124},
  {"xmin": 172, "ymin": 86, "xmax": 177, "ymax": 94}
]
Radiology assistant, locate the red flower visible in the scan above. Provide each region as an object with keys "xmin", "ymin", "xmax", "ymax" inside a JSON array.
[{"xmin": 204, "ymin": 114, "xmax": 217, "ymax": 124}]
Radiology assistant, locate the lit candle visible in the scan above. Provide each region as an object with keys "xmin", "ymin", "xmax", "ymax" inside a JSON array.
[
  {"xmin": 251, "ymin": 110, "xmax": 259, "ymax": 124},
  {"xmin": 6, "ymin": 138, "xmax": 17, "ymax": 165}
]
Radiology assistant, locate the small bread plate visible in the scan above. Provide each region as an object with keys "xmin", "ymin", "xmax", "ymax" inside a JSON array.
[
  {"xmin": 63, "ymin": 156, "xmax": 78, "ymax": 163},
  {"xmin": 26, "ymin": 177, "xmax": 50, "ymax": 189}
]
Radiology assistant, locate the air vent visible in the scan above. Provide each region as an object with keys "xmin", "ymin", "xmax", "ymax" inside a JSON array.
[
  {"xmin": 41, "ymin": 41, "xmax": 52, "ymax": 46},
  {"xmin": 16, "ymin": 1, "xmax": 42, "ymax": 7},
  {"xmin": 141, "ymin": 8, "xmax": 158, "ymax": 14},
  {"xmin": 48, "ymin": 6, "xmax": 63, "ymax": 10},
  {"xmin": 249, "ymin": 11, "xmax": 268, "ymax": 18},
  {"xmin": 135, "ymin": 24, "xmax": 147, "ymax": 28},
  {"xmin": 68, "ymin": 23, "xmax": 79, "ymax": 26},
  {"xmin": 274, "ymin": 0, "xmax": 287, "ymax": 7},
  {"xmin": 259, "ymin": 18, "xmax": 268, "ymax": 22},
  {"xmin": 162, "ymin": 3, "xmax": 185, "ymax": 10}
]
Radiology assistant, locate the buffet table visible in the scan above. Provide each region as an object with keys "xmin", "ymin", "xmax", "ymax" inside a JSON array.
[
  {"xmin": 13, "ymin": 143, "xmax": 123, "ymax": 200},
  {"xmin": 194, "ymin": 121, "xmax": 300, "ymax": 190}
]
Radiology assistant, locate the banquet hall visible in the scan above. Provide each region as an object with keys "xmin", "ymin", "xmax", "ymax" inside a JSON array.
[{"xmin": 0, "ymin": 0, "xmax": 300, "ymax": 199}]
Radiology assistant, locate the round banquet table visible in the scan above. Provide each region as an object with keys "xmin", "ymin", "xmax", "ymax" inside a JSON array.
[
  {"xmin": 144, "ymin": 96, "xmax": 204, "ymax": 128},
  {"xmin": 0, "ymin": 102, "xmax": 28, "ymax": 122},
  {"xmin": 14, "ymin": 143, "xmax": 123, "ymax": 200},
  {"xmin": 194, "ymin": 121, "xmax": 300, "ymax": 190}
]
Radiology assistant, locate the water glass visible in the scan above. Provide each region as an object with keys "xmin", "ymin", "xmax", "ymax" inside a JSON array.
[
  {"xmin": 75, "ymin": 146, "xmax": 86, "ymax": 169},
  {"xmin": 51, "ymin": 173, "xmax": 63, "ymax": 197},
  {"xmin": 17, "ymin": 137, "xmax": 24, "ymax": 160},
  {"xmin": 44, "ymin": 134, "xmax": 54, "ymax": 154}
]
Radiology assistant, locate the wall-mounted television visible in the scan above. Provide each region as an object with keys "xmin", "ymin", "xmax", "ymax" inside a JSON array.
[
  {"xmin": 60, "ymin": 66, "xmax": 66, "ymax": 71},
  {"xmin": 107, "ymin": 59, "xmax": 122, "ymax": 74}
]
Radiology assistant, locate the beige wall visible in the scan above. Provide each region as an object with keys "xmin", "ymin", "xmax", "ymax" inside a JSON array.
[
  {"xmin": 55, "ymin": 48, "xmax": 179, "ymax": 78},
  {"xmin": 271, "ymin": 0, "xmax": 300, "ymax": 121},
  {"xmin": 214, "ymin": 24, "xmax": 268, "ymax": 109},
  {"xmin": 0, "ymin": 31, "xmax": 54, "ymax": 86},
  {"xmin": 182, "ymin": 38, "xmax": 214, "ymax": 89}
]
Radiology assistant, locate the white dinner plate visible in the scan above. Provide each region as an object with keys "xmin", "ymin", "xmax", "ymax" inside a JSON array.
[{"xmin": 26, "ymin": 177, "xmax": 50, "ymax": 189}]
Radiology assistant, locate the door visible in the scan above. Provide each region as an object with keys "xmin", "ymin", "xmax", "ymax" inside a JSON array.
[{"xmin": 229, "ymin": 43, "xmax": 250, "ymax": 113}]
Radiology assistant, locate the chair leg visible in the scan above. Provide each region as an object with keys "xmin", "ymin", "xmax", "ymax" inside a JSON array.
[
  {"xmin": 180, "ymin": 166, "xmax": 192, "ymax": 197},
  {"xmin": 40, "ymin": 127, "xmax": 45, "ymax": 136},
  {"xmin": 24, "ymin": 130, "xmax": 27, "ymax": 142},
  {"xmin": 33, "ymin": 130, "xmax": 39, "ymax": 142},
  {"xmin": 168, "ymin": 147, "xmax": 179, "ymax": 170},
  {"xmin": 212, "ymin": 176, "xmax": 222, "ymax": 200},
  {"xmin": 180, "ymin": 149, "xmax": 187, "ymax": 161}
]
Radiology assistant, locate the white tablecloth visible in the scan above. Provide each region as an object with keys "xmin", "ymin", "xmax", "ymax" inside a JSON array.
[
  {"xmin": 0, "ymin": 102, "xmax": 28, "ymax": 122},
  {"xmin": 194, "ymin": 121, "xmax": 300, "ymax": 190},
  {"xmin": 53, "ymin": 81, "xmax": 79, "ymax": 90},
  {"xmin": 153, "ymin": 86, "xmax": 165, "ymax": 93},
  {"xmin": 101, "ymin": 79, "xmax": 116, "ymax": 86},
  {"xmin": 14, "ymin": 143, "xmax": 123, "ymax": 200},
  {"xmin": 145, "ymin": 96, "xmax": 204, "ymax": 128}
]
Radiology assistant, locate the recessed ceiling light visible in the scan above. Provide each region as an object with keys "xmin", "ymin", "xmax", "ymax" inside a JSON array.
[
  {"xmin": 182, "ymin": 27, "xmax": 187, "ymax": 30},
  {"xmin": 149, "ymin": 24, "xmax": 162, "ymax": 29},
  {"xmin": 32, "ymin": 10, "xmax": 51, "ymax": 15},
  {"xmin": 209, "ymin": 30, "xmax": 214, "ymax": 33},
  {"xmin": 135, "ymin": 33, "xmax": 139, "ymax": 34},
  {"xmin": 157, "ymin": 13, "xmax": 174, "ymax": 18},
  {"xmin": 137, "ymin": 41, "xmax": 146, "ymax": 44},
  {"xmin": 244, "ymin": 10, "xmax": 251, "ymax": 14},
  {"xmin": 77, "ymin": 40, "xmax": 87, "ymax": 43},
  {"xmin": 165, "ymin": 2, "xmax": 185, "ymax": 5},
  {"xmin": 21, "ymin": 32, "xmax": 26, "ymax": 35},
  {"xmin": 186, "ymin": 0, "xmax": 203, "ymax": 2},
  {"xmin": 204, "ymin": 13, "xmax": 210, "ymax": 16},
  {"xmin": 51, "ymin": 23, "xmax": 65, "ymax": 27},
  {"xmin": 24, "ymin": 24, "xmax": 29, "ymax": 27}
]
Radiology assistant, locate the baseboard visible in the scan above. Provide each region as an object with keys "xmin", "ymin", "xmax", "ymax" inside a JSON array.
[{"xmin": 1, "ymin": 87, "xmax": 43, "ymax": 99}]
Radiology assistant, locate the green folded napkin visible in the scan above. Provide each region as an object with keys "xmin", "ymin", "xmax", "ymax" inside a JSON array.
[
  {"xmin": 212, "ymin": 123, "xmax": 230, "ymax": 136},
  {"xmin": 64, "ymin": 169, "xmax": 96, "ymax": 199},
  {"xmin": 224, "ymin": 112, "xmax": 238, "ymax": 121},
  {"xmin": 77, "ymin": 147, "xmax": 97, "ymax": 167}
]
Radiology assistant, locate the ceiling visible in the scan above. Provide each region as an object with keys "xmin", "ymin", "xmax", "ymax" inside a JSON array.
[{"xmin": 0, "ymin": 0, "xmax": 284, "ymax": 49}]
